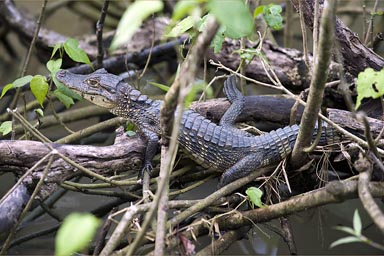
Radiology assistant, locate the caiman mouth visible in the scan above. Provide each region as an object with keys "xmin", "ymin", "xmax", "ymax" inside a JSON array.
[{"xmin": 56, "ymin": 70, "xmax": 79, "ymax": 90}]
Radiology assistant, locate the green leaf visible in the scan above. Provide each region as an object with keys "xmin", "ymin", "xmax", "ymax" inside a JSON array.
[
  {"xmin": 353, "ymin": 209, "xmax": 362, "ymax": 236},
  {"xmin": 334, "ymin": 226, "xmax": 356, "ymax": 236},
  {"xmin": 330, "ymin": 236, "xmax": 361, "ymax": 248},
  {"xmin": 253, "ymin": 5, "xmax": 265, "ymax": 18},
  {"xmin": 30, "ymin": 75, "xmax": 49, "ymax": 107},
  {"xmin": 63, "ymin": 38, "xmax": 92, "ymax": 66},
  {"xmin": 1, "ymin": 75, "xmax": 34, "ymax": 98},
  {"xmin": 208, "ymin": 0, "xmax": 254, "ymax": 39},
  {"xmin": 210, "ymin": 25, "xmax": 226, "ymax": 53},
  {"xmin": 35, "ymin": 108, "xmax": 44, "ymax": 117},
  {"xmin": 53, "ymin": 89, "xmax": 75, "ymax": 109},
  {"xmin": 172, "ymin": 0, "xmax": 198, "ymax": 21},
  {"xmin": 149, "ymin": 81, "xmax": 169, "ymax": 92},
  {"xmin": 46, "ymin": 59, "xmax": 62, "ymax": 74},
  {"xmin": 263, "ymin": 4, "xmax": 283, "ymax": 30},
  {"xmin": 13, "ymin": 75, "xmax": 34, "ymax": 88},
  {"xmin": 110, "ymin": 0, "xmax": 163, "ymax": 51},
  {"xmin": 1, "ymin": 84, "xmax": 13, "ymax": 99},
  {"xmin": 245, "ymin": 187, "xmax": 265, "ymax": 208},
  {"xmin": 0, "ymin": 121, "xmax": 12, "ymax": 136},
  {"xmin": 51, "ymin": 42, "xmax": 62, "ymax": 59},
  {"xmin": 184, "ymin": 81, "xmax": 212, "ymax": 108},
  {"xmin": 167, "ymin": 16, "xmax": 195, "ymax": 38},
  {"xmin": 55, "ymin": 213, "xmax": 100, "ymax": 256},
  {"xmin": 356, "ymin": 68, "xmax": 384, "ymax": 109}
]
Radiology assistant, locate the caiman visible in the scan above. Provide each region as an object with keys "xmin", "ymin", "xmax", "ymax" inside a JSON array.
[{"xmin": 56, "ymin": 69, "xmax": 340, "ymax": 187}]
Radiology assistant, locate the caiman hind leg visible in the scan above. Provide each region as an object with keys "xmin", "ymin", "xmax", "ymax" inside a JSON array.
[{"xmin": 218, "ymin": 153, "xmax": 263, "ymax": 187}]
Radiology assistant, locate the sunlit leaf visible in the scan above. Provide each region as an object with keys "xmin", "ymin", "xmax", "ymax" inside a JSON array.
[
  {"xmin": 253, "ymin": 5, "xmax": 265, "ymax": 18},
  {"xmin": 356, "ymin": 68, "xmax": 384, "ymax": 109},
  {"xmin": 330, "ymin": 236, "xmax": 361, "ymax": 248},
  {"xmin": 167, "ymin": 16, "xmax": 195, "ymax": 37},
  {"xmin": 56, "ymin": 213, "xmax": 100, "ymax": 256},
  {"xmin": 110, "ymin": 0, "xmax": 163, "ymax": 51},
  {"xmin": 30, "ymin": 75, "xmax": 49, "ymax": 107},
  {"xmin": 63, "ymin": 38, "xmax": 92, "ymax": 66},
  {"xmin": 353, "ymin": 209, "xmax": 362, "ymax": 236},
  {"xmin": 246, "ymin": 187, "xmax": 266, "ymax": 208},
  {"xmin": 53, "ymin": 89, "xmax": 75, "ymax": 109},
  {"xmin": 207, "ymin": 0, "xmax": 254, "ymax": 39},
  {"xmin": 47, "ymin": 59, "xmax": 63, "ymax": 74},
  {"xmin": 0, "ymin": 121, "xmax": 12, "ymax": 136}
]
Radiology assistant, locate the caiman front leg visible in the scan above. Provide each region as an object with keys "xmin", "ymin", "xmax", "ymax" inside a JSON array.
[{"xmin": 138, "ymin": 126, "xmax": 159, "ymax": 180}]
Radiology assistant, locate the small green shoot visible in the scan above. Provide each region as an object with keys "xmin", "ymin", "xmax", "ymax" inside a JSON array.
[
  {"xmin": 245, "ymin": 187, "xmax": 266, "ymax": 208},
  {"xmin": 55, "ymin": 213, "xmax": 100, "ymax": 256},
  {"xmin": 254, "ymin": 4, "xmax": 283, "ymax": 30},
  {"xmin": 0, "ymin": 121, "xmax": 12, "ymax": 136},
  {"xmin": 34, "ymin": 108, "xmax": 44, "ymax": 117},
  {"xmin": 356, "ymin": 68, "xmax": 384, "ymax": 109},
  {"xmin": 330, "ymin": 209, "xmax": 384, "ymax": 251}
]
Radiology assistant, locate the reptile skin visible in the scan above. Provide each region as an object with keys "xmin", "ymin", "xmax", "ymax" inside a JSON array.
[{"xmin": 56, "ymin": 69, "xmax": 340, "ymax": 186}]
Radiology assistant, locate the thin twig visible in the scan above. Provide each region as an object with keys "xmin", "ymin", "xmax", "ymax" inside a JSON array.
[
  {"xmin": 96, "ymin": 0, "xmax": 110, "ymax": 68},
  {"xmin": 10, "ymin": 0, "xmax": 48, "ymax": 110},
  {"xmin": 291, "ymin": 0, "xmax": 336, "ymax": 166},
  {"xmin": 299, "ymin": 0, "xmax": 311, "ymax": 70},
  {"xmin": 364, "ymin": 0, "xmax": 379, "ymax": 45},
  {"xmin": 356, "ymin": 153, "xmax": 384, "ymax": 235}
]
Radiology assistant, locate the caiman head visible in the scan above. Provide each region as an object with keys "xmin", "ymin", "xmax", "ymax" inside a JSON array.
[{"xmin": 56, "ymin": 69, "xmax": 123, "ymax": 109}]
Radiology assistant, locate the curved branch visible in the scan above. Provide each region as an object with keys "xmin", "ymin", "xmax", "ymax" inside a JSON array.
[{"xmin": 290, "ymin": 0, "xmax": 384, "ymax": 76}]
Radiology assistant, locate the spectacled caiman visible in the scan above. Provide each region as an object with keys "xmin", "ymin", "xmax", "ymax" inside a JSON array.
[{"xmin": 56, "ymin": 69, "xmax": 340, "ymax": 187}]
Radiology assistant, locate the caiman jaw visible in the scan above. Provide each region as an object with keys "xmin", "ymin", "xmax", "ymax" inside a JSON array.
[{"xmin": 56, "ymin": 69, "xmax": 118, "ymax": 109}]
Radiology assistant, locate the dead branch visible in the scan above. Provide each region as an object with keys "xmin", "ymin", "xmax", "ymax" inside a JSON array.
[{"xmin": 290, "ymin": 0, "xmax": 384, "ymax": 76}]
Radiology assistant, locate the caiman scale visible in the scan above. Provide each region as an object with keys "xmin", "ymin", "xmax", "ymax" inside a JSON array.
[{"xmin": 56, "ymin": 69, "xmax": 340, "ymax": 186}]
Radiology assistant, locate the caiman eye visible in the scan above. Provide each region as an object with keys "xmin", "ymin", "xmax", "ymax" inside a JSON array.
[{"xmin": 87, "ymin": 79, "xmax": 99, "ymax": 88}]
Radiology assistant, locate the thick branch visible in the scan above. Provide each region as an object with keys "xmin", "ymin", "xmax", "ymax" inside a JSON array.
[
  {"xmin": 216, "ymin": 180, "xmax": 384, "ymax": 230},
  {"xmin": 290, "ymin": 0, "xmax": 384, "ymax": 76}
]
